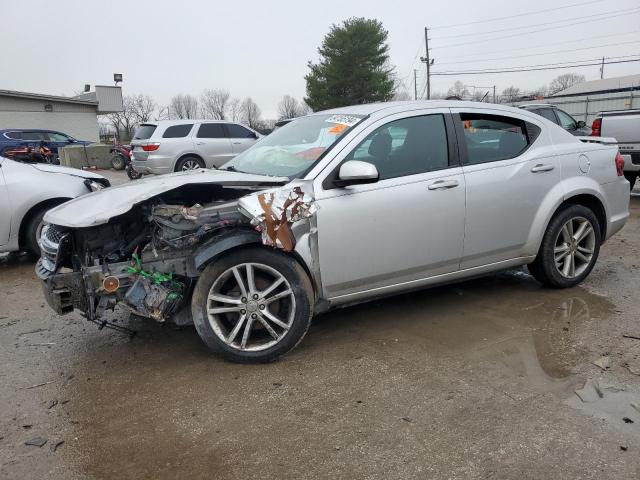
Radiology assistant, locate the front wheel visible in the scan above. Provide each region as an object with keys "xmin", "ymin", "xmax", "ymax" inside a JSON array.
[
  {"xmin": 191, "ymin": 248, "xmax": 314, "ymax": 363},
  {"xmin": 528, "ymin": 205, "xmax": 601, "ymax": 288},
  {"xmin": 110, "ymin": 153, "xmax": 126, "ymax": 170}
]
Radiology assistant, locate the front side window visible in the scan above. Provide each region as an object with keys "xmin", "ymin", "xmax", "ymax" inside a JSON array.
[
  {"xmin": 22, "ymin": 131, "xmax": 46, "ymax": 141},
  {"xmin": 226, "ymin": 123, "xmax": 254, "ymax": 138},
  {"xmin": 47, "ymin": 132, "xmax": 70, "ymax": 142},
  {"xmin": 459, "ymin": 113, "xmax": 535, "ymax": 165},
  {"xmin": 223, "ymin": 114, "xmax": 365, "ymax": 177},
  {"xmin": 163, "ymin": 124, "xmax": 193, "ymax": 138},
  {"xmin": 556, "ymin": 110, "xmax": 577, "ymax": 130},
  {"xmin": 344, "ymin": 114, "xmax": 449, "ymax": 180},
  {"xmin": 197, "ymin": 123, "xmax": 225, "ymax": 139}
]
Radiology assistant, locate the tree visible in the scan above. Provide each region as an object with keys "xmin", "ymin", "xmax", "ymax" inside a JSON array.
[
  {"xmin": 241, "ymin": 97, "xmax": 261, "ymax": 129},
  {"xmin": 170, "ymin": 94, "xmax": 199, "ymax": 119},
  {"xmin": 501, "ymin": 86, "xmax": 521, "ymax": 103},
  {"xmin": 201, "ymin": 89, "xmax": 230, "ymax": 120},
  {"xmin": 548, "ymin": 73, "xmax": 585, "ymax": 95},
  {"xmin": 305, "ymin": 17, "xmax": 395, "ymax": 111},
  {"xmin": 446, "ymin": 81, "xmax": 469, "ymax": 99},
  {"xmin": 228, "ymin": 97, "xmax": 242, "ymax": 122},
  {"xmin": 130, "ymin": 94, "xmax": 156, "ymax": 123},
  {"xmin": 106, "ymin": 95, "xmax": 138, "ymax": 141},
  {"xmin": 277, "ymin": 95, "xmax": 308, "ymax": 119}
]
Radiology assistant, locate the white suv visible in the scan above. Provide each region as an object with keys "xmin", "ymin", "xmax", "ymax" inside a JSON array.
[{"xmin": 130, "ymin": 120, "xmax": 261, "ymax": 174}]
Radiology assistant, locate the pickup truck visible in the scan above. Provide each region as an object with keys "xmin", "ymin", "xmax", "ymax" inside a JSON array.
[{"xmin": 591, "ymin": 109, "xmax": 640, "ymax": 189}]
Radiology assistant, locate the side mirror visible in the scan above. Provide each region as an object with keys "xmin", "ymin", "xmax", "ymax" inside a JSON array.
[
  {"xmin": 576, "ymin": 120, "xmax": 586, "ymax": 129},
  {"xmin": 334, "ymin": 160, "xmax": 379, "ymax": 187}
]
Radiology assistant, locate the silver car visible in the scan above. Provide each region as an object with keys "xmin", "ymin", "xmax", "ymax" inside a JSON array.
[
  {"xmin": 131, "ymin": 120, "xmax": 260, "ymax": 174},
  {"xmin": 0, "ymin": 157, "xmax": 109, "ymax": 256},
  {"xmin": 38, "ymin": 101, "xmax": 629, "ymax": 363}
]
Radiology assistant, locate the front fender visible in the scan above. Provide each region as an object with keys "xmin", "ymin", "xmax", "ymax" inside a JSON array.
[
  {"xmin": 523, "ymin": 176, "xmax": 607, "ymax": 257},
  {"xmin": 192, "ymin": 228, "xmax": 261, "ymax": 272}
]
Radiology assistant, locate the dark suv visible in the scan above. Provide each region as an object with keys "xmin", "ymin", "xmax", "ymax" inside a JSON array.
[
  {"xmin": 518, "ymin": 104, "xmax": 591, "ymax": 136},
  {"xmin": 0, "ymin": 129, "xmax": 92, "ymax": 159}
]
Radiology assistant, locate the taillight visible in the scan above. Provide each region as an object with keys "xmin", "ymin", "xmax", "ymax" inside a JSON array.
[
  {"xmin": 615, "ymin": 152, "xmax": 625, "ymax": 176},
  {"xmin": 141, "ymin": 143, "xmax": 160, "ymax": 152},
  {"xmin": 591, "ymin": 117, "xmax": 601, "ymax": 136}
]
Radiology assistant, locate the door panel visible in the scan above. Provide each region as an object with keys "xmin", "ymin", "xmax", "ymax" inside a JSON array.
[
  {"xmin": 451, "ymin": 108, "xmax": 559, "ymax": 268},
  {"xmin": 225, "ymin": 124, "xmax": 258, "ymax": 155},
  {"xmin": 193, "ymin": 123, "xmax": 232, "ymax": 167}
]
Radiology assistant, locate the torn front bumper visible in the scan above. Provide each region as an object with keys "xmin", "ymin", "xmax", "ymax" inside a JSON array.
[{"xmin": 37, "ymin": 262, "xmax": 88, "ymax": 315}]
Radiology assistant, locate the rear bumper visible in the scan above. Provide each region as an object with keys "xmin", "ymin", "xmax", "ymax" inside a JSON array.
[
  {"xmin": 601, "ymin": 179, "xmax": 630, "ymax": 241},
  {"xmin": 132, "ymin": 153, "xmax": 174, "ymax": 175}
]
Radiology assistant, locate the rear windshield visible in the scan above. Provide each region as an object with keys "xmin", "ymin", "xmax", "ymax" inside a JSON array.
[
  {"xmin": 133, "ymin": 124, "xmax": 157, "ymax": 140},
  {"xmin": 163, "ymin": 124, "xmax": 193, "ymax": 138}
]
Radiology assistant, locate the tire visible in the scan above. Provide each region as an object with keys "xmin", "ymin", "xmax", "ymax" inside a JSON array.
[
  {"xmin": 24, "ymin": 208, "xmax": 47, "ymax": 258},
  {"xmin": 110, "ymin": 153, "xmax": 126, "ymax": 170},
  {"xmin": 126, "ymin": 164, "xmax": 143, "ymax": 180},
  {"xmin": 528, "ymin": 205, "xmax": 601, "ymax": 288},
  {"xmin": 175, "ymin": 156, "xmax": 204, "ymax": 172},
  {"xmin": 191, "ymin": 247, "xmax": 314, "ymax": 363},
  {"xmin": 624, "ymin": 172, "xmax": 637, "ymax": 191}
]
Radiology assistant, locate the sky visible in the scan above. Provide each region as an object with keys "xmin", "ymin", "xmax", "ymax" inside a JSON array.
[{"xmin": 1, "ymin": 0, "xmax": 639, "ymax": 118}]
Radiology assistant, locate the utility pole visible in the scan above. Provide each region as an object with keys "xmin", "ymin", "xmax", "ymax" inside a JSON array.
[
  {"xmin": 493, "ymin": 85, "xmax": 496, "ymax": 104},
  {"xmin": 600, "ymin": 56, "xmax": 605, "ymax": 79},
  {"xmin": 419, "ymin": 27, "xmax": 431, "ymax": 99},
  {"xmin": 414, "ymin": 69, "xmax": 418, "ymax": 100}
]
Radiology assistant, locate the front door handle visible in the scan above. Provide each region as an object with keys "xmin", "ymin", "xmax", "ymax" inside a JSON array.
[
  {"xmin": 196, "ymin": 142, "xmax": 205, "ymax": 145},
  {"xmin": 233, "ymin": 141, "xmax": 241, "ymax": 145},
  {"xmin": 531, "ymin": 163, "xmax": 554, "ymax": 173},
  {"xmin": 428, "ymin": 179, "xmax": 459, "ymax": 190}
]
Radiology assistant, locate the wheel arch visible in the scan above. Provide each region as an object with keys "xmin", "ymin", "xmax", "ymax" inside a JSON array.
[
  {"xmin": 559, "ymin": 193, "xmax": 607, "ymax": 240},
  {"xmin": 18, "ymin": 197, "xmax": 71, "ymax": 248},
  {"xmin": 174, "ymin": 153, "xmax": 205, "ymax": 171}
]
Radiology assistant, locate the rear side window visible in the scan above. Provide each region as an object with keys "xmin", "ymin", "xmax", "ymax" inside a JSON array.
[
  {"xmin": 458, "ymin": 113, "xmax": 539, "ymax": 165},
  {"xmin": 555, "ymin": 110, "xmax": 577, "ymax": 130},
  {"xmin": 197, "ymin": 123, "xmax": 226, "ymax": 138},
  {"xmin": 4, "ymin": 131, "xmax": 22, "ymax": 140},
  {"xmin": 133, "ymin": 124, "xmax": 157, "ymax": 140},
  {"xmin": 531, "ymin": 108, "xmax": 558, "ymax": 124},
  {"xmin": 163, "ymin": 124, "xmax": 193, "ymax": 138},
  {"xmin": 225, "ymin": 123, "xmax": 255, "ymax": 138}
]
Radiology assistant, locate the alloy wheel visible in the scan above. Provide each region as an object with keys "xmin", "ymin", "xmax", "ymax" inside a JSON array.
[
  {"xmin": 553, "ymin": 216, "xmax": 596, "ymax": 279},
  {"xmin": 181, "ymin": 159, "xmax": 201, "ymax": 170},
  {"xmin": 206, "ymin": 263, "xmax": 296, "ymax": 352}
]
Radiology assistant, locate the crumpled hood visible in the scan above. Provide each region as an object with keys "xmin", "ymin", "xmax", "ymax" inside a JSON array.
[
  {"xmin": 30, "ymin": 163, "xmax": 106, "ymax": 179},
  {"xmin": 44, "ymin": 168, "xmax": 288, "ymax": 228}
]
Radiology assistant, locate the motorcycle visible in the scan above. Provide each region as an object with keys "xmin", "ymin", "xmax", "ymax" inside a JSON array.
[{"xmin": 109, "ymin": 144, "xmax": 142, "ymax": 180}]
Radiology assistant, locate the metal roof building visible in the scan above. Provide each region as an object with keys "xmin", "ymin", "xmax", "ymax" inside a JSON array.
[
  {"xmin": 513, "ymin": 74, "xmax": 640, "ymax": 124},
  {"xmin": 0, "ymin": 86, "xmax": 122, "ymax": 142}
]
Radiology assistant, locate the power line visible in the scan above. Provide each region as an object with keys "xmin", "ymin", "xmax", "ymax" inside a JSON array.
[
  {"xmin": 430, "ymin": 6, "xmax": 639, "ymax": 40},
  {"xmin": 430, "ymin": 57, "xmax": 640, "ymax": 76},
  {"xmin": 434, "ymin": 39, "xmax": 640, "ymax": 65},
  {"xmin": 439, "ymin": 30, "xmax": 640, "ymax": 60},
  {"xmin": 433, "ymin": 9, "xmax": 640, "ymax": 49},
  {"xmin": 430, "ymin": 0, "xmax": 602, "ymax": 29}
]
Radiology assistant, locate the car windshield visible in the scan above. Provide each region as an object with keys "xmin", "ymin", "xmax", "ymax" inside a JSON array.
[{"xmin": 222, "ymin": 114, "xmax": 365, "ymax": 177}]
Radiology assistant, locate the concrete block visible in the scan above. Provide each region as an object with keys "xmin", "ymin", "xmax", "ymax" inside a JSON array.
[{"xmin": 59, "ymin": 144, "xmax": 112, "ymax": 169}]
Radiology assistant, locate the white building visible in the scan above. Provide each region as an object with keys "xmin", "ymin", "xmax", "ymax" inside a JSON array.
[
  {"xmin": 0, "ymin": 86, "xmax": 123, "ymax": 142},
  {"xmin": 513, "ymin": 74, "xmax": 640, "ymax": 124}
]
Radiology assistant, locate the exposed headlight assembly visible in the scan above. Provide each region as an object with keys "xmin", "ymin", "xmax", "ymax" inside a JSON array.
[{"xmin": 84, "ymin": 178, "xmax": 111, "ymax": 192}]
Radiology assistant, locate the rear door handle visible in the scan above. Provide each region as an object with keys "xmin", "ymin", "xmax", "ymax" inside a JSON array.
[
  {"xmin": 428, "ymin": 179, "xmax": 459, "ymax": 190},
  {"xmin": 196, "ymin": 142, "xmax": 205, "ymax": 145},
  {"xmin": 531, "ymin": 163, "xmax": 554, "ymax": 173},
  {"xmin": 233, "ymin": 142, "xmax": 241, "ymax": 145}
]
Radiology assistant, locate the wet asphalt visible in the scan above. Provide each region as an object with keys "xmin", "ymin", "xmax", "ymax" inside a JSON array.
[{"xmin": 1, "ymin": 172, "xmax": 639, "ymax": 479}]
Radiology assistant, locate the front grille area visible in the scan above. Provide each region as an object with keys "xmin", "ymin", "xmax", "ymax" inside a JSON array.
[
  {"xmin": 38, "ymin": 224, "xmax": 69, "ymax": 274},
  {"xmin": 44, "ymin": 224, "xmax": 66, "ymax": 243}
]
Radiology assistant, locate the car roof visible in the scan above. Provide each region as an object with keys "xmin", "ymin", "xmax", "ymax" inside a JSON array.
[
  {"xmin": 312, "ymin": 100, "xmax": 542, "ymax": 118},
  {"xmin": 518, "ymin": 104, "xmax": 556, "ymax": 109},
  {"xmin": 0, "ymin": 128, "xmax": 64, "ymax": 132},
  {"xmin": 141, "ymin": 119, "xmax": 240, "ymax": 126}
]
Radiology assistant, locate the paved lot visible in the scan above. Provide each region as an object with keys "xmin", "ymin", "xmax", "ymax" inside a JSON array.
[{"xmin": 1, "ymin": 173, "xmax": 639, "ymax": 479}]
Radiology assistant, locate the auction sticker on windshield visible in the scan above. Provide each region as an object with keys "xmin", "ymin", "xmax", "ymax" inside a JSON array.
[{"xmin": 325, "ymin": 115, "xmax": 361, "ymax": 127}]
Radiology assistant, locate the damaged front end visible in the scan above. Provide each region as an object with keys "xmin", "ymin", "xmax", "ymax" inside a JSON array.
[{"xmin": 36, "ymin": 178, "xmax": 321, "ymax": 329}]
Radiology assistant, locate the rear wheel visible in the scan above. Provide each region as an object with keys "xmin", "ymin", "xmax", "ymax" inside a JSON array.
[
  {"xmin": 528, "ymin": 205, "xmax": 601, "ymax": 288},
  {"xmin": 191, "ymin": 248, "xmax": 314, "ymax": 363},
  {"xmin": 624, "ymin": 172, "xmax": 637, "ymax": 191},
  {"xmin": 110, "ymin": 153, "xmax": 126, "ymax": 170},
  {"xmin": 175, "ymin": 156, "xmax": 204, "ymax": 172}
]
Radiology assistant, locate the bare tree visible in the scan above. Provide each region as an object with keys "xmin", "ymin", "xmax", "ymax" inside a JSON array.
[
  {"xmin": 447, "ymin": 81, "xmax": 469, "ymax": 99},
  {"xmin": 501, "ymin": 86, "xmax": 521, "ymax": 103},
  {"xmin": 227, "ymin": 97, "xmax": 242, "ymax": 122},
  {"xmin": 105, "ymin": 95, "xmax": 138, "ymax": 141},
  {"xmin": 201, "ymin": 89, "xmax": 230, "ymax": 120},
  {"xmin": 170, "ymin": 94, "xmax": 199, "ymax": 119},
  {"xmin": 130, "ymin": 94, "xmax": 157, "ymax": 123},
  {"xmin": 548, "ymin": 73, "xmax": 585, "ymax": 95},
  {"xmin": 240, "ymin": 97, "xmax": 261, "ymax": 128},
  {"xmin": 277, "ymin": 95, "xmax": 303, "ymax": 120}
]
